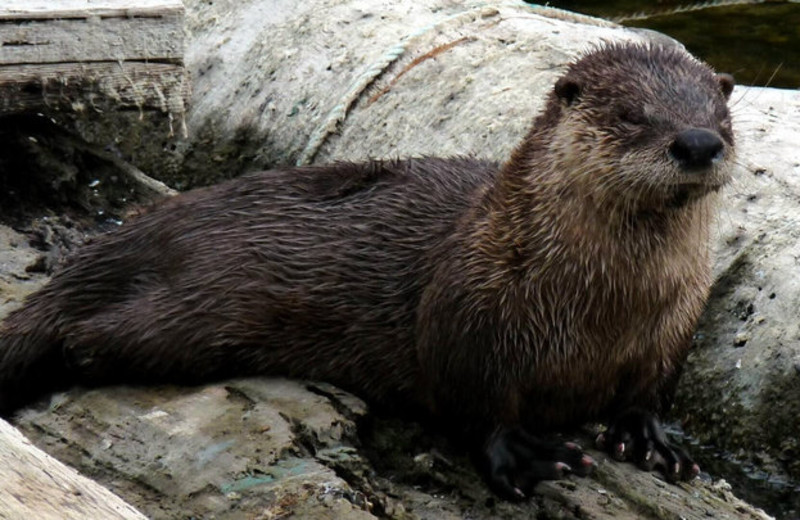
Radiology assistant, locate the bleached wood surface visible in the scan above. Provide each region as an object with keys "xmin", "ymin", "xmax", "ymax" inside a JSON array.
[
  {"xmin": 0, "ymin": 62, "xmax": 189, "ymax": 115},
  {"xmin": 0, "ymin": 17, "xmax": 183, "ymax": 65},
  {"xmin": 0, "ymin": 418, "xmax": 146, "ymax": 520},
  {"xmin": 0, "ymin": 0, "xmax": 187, "ymax": 115},
  {"xmin": 0, "ymin": 0, "xmax": 183, "ymax": 65},
  {"xmin": 0, "ymin": 0, "xmax": 183, "ymax": 19}
]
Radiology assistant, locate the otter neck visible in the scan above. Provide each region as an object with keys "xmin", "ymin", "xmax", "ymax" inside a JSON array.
[{"xmin": 472, "ymin": 127, "xmax": 713, "ymax": 278}]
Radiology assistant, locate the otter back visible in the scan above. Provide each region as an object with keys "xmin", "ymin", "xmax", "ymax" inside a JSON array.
[{"xmin": 0, "ymin": 158, "xmax": 497, "ymax": 411}]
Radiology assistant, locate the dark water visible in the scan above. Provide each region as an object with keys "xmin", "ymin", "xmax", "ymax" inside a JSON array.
[{"xmin": 541, "ymin": 0, "xmax": 800, "ymax": 88}]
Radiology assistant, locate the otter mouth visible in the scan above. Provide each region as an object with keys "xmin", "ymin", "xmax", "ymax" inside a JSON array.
[{"xmin": 667, "ymin": 183, "xmax": 723, "ymax": 209}]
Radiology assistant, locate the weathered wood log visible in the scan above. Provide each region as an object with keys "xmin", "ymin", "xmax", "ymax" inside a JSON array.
[
  {"xmin": 0, "ymin": 0, "xmax": 183, "ymax": 20},
  {"xmin": 0, "ymin": 417, "xmax": 146, "ymax": 519},
  {"xmin": 0, "ymin": 62, "xmax": 188, "ymax": 116},
  {"xmin": 0, "ymin": 0, "xmax": 187, "ymax": 117}
]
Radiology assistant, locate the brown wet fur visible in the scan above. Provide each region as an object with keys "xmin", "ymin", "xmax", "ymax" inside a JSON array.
[{"xmin": 0, "ymin": 44, "xmax": 735, "ymax": 443}]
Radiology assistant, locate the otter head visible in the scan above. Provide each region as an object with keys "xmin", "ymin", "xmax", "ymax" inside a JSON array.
[{"xmin": 547, "ymin": 42, "xmax": 735, "ymax": 212}]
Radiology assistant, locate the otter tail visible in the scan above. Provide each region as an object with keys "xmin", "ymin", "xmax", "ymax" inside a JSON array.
[{"xmin": 0, "ymin": 308, "xmax": 69, "ymax": 415}]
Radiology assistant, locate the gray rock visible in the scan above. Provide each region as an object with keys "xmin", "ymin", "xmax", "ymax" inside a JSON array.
[
  {"xmin": 179, "ymin": 0, "xmax": 642, "ymax": 182},
  {"xmin": 0, "ymin": 226, "xmax": 47, "ymax": 319},
  {"xmin": 12, "ymin": 379, "xmax": 773, "ymax": 520},
  {"xmin": 674, "ymin": 86, "xmax": 800, "ymax": 515},
  {"xmin": 14, "ymin": 380, "xmax": 375, "ymax": 519}
]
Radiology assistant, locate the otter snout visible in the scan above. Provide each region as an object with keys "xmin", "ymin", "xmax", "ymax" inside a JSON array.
[{"xmin": 669, "ymin": 128, "xmax": 724, "ymax": 170}]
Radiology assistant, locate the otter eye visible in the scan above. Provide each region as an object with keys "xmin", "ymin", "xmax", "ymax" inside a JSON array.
[{"xmin": 618, "ymin": 109, "xmax": 646, "ymax": 126}]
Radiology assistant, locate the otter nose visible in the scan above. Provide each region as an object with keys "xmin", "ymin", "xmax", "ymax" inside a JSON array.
[{"xmin": 669, "ymin": 128, "xmax": 724, "ymax": 170}]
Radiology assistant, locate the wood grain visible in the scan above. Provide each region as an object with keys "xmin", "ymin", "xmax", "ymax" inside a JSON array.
[
  {"xmin": 0, "ymin": 0, "xmax": 184, "ymax": 66},
  {"xmin": 0, "ymin": 0, "xmax": 183, "ymax": 20},
  {"xmin": 0, "ymin": 418, "xmax": 146, "ymax": 520},
  {"xmin": 0, "ymin": 61, "xmax": 189, "ymax": 115}
]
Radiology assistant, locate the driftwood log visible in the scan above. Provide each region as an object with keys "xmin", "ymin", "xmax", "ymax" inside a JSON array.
[{"xmin": 0, "ymin": 417, "xmax": 146, "ymax": 519}]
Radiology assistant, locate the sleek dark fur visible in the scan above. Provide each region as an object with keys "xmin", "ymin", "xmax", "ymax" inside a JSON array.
[
  {"xmin": 0, "ymin": 43, "xmax": 735, "ymax": 498},
  {"xmin": 1, "ymin": 158, "xmax": 490, "ymax": 403}
]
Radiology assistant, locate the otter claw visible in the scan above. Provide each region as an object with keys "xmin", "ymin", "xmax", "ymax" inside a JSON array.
[
  {"xmin": 595, "ymin": 432, "xmax": 606, "ymax": 448},
  {"xmin": 614, "ymin": 442, "xmax": 626, "ymax": 460},
  {"xmin": 603, "ymin": 410, "xmax": 698, "ymax": 482},
  {"xmin": 483, "ymin": 427, "xmax": 593, "ymax": 500},
  {"xmin": 555, "ymin": 462, "xmax": 573, "ymax": 476}
]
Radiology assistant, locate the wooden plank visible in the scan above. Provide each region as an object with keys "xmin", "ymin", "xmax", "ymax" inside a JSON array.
[
  {"xmin": 0, "ymin": 1, "xmax": 187, "ymax": 116},
  {"xmin": 0, "ymin": 0, "xmax": 183, "ymax": 20},
  {"xmin": 0, "ymin": 418, "xmax": 147, "ymax": 520},
  {"xmin": 0, "ymin": 62, "xmax": 189, "ymax": 115},
  {"xmin": 0, "ymin": 11, "xmax": 183, "ymax": 65}
]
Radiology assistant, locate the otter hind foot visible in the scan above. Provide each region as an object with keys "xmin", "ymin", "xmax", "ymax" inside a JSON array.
[
  {"xmin": 482, "ymin": 426, "xmax": 595, "ymax": 500},
  {"xmin": 597, "ymin": 409, "xmax": 700, "ymax": 482}
]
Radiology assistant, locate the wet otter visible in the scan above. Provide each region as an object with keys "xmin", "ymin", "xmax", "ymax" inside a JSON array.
[{"xmin": 0, "ymin": 43, "xmax": 734, "ymax": 498}]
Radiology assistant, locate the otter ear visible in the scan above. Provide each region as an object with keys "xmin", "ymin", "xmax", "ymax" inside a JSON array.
[
  {"xmin": 554, "ymin": 77, "xmax": 581, "ymax": 106},
  {"xmin": 716, "ymin": 73, "xmax": 735, "ymax": 100}
]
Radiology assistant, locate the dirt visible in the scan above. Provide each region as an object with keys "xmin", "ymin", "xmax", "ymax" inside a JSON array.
[{"xmin": 0, "ymin": 114, "xmax": 173, "ymax": 315}]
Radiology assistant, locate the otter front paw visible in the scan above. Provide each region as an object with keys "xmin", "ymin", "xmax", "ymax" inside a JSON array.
[
  {"xmin": 482, "ymin": 426, "xmax": 595, "ymax": 500},
  {"xmin": 597, "ymin": 409, "xmax": 699, "ymax": 482}
]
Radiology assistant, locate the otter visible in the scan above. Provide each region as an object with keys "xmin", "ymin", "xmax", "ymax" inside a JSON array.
[{"xmin": 0, "ymin": 43, "xmax": 734, "ymax": 499}]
